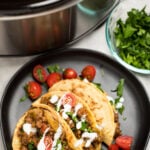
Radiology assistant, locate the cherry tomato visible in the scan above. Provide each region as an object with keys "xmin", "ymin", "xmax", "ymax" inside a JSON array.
[
  {"xmin": 44, "ymin": 136, "xmax": 53, "ymax": 150},
  {"xmin": 116, "ymin": 135, "xmax": 133, "ymax": 150},
  {"xmin": 33, "ymin": 64, "xmax": 47, "ymax": 83},
  {"xmin": 62, "ymin": 93, "xmax": 76, "ymax": 107},
  {"xmin": 108, "ymin": 144, "xmax": 119, "ymax": 150},
  {"xmin": 40, "ymin": 123, "xmax": 48, "ymax": 134},
  {"xmin": 81, "ymin": 65, "xmax": 96, "ymax": 81},
  {"xmin": 46, "ymin": 72, "xmax": 62, "ymax": 88},
  {"xmin": 63, "ymin": 68, "xmax": 77, "ymax": 79},
  {"xmin": 26, "ymin": 81, "xmax": 42, "ymax": 100}
]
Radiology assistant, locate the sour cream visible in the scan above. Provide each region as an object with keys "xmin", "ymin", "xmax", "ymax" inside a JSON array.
[
  {"xmin": 76, "ymin": 121, "xmax": 82, "ymax": 129},
  {"xmin": 62, "ymin": 104, "xmax": 72, "ymax": 119},
  {"xmin": 50, "ymin": 95, "xmax": 59, "ymax": 104},
  {"xmin": 82, "ymin": 132, "xmax": 98, "ymax": 147},
  {"xmin": 37, "ymin": 128, "xmax": 50, "ymax": 150},
  {"xmin": 23, "ymin": 123, "xmax": 37, "ymax": 135},
  {"xmin": 73, "ymin": 103, "xmax": 83, "ymax": 117},
  {"xmin": 51, "ymin": 125, "xmax": 62, "ymax": 150}
]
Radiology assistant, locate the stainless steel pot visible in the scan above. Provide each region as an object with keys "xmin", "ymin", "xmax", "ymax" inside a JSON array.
[{"xmin": 0, "ymin": 0, "xmax": 119, "ymax": 55}]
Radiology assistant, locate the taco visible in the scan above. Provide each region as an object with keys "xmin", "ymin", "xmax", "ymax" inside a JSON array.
[
  {"xmin": 49, "ymin": 79, "xmax": 120, "ymax": 145},
  {"xmin": 32, "ymin": 91, "xmax": 102, "ymax": 149},
  {"xmin": 12, "ymin": 107, "xmax": 81, "ymax": 150}
]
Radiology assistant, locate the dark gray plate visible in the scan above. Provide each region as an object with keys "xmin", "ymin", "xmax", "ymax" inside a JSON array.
[{"xmin": 0, "ymin": 48, "xmax": 150, "ymax": 149}]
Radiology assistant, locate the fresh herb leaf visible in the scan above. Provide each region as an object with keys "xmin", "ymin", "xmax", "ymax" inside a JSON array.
[
  {"xmin": 19, "ymin": 95, "xmax": 28, "ymax": 102},
  {"xmin": 93, "ymin": 82, "xmax": 104, "ymax": 92},
  {"xmin": 80, "ymin": 121, "xmax": 92, "ymax": 132},
  {"xmin": 111, "ymin": 79, "xmax": 124, "ymax": 97},
  {"xmin": 114, "ymin": 7, "xmax": 150, "ymax": 70},
  {"xmin": 27, "ymin": 142, "xmax": 36, "ymax": 150},
  {"xmin": 47, "ymin": 64, "xmax": 62, "ymax": 73},
  {"xmin": 111, "ymin": 79, "xmax": 125, "ymax": 115},
  {"xmin": 66, "ymin": 112, "xmax": 78, "ymax": 123}
]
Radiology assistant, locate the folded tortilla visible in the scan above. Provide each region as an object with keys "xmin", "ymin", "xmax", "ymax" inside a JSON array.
[
  {"xmin": 32, "ymin": 91, "xmax": 102, "ymax": 149},
  {"xmin": 12, "ymin": 107, "xmax": 81, "ymax": 150},
  {"xmin": 49, "ymin": 79, "xmax": 117, "ymax": 145}
]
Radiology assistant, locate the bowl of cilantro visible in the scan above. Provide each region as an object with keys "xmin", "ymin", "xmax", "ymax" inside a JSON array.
[{"xmin": 105, "ymin": 0, "xmax": 150, "ymax": 74}]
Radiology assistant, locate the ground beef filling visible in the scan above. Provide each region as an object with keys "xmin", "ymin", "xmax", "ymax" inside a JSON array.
[
  {"xmin": 114, "ymin": 112, "xmax": 122, "ymax": 138},
  {"xmin": 17, "ymin": 109, "xmax": 71, "ymax": 150}
]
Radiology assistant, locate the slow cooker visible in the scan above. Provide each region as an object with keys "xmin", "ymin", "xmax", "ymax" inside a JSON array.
[{"xmin": 0, "ymin": 0, "xmax": 119, "ymax": 55}]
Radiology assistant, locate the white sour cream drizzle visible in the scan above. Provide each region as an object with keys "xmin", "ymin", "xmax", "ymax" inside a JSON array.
[
  {"xmin": 51, "ymin": 125, "xmax": 62, "ymax": 150},
  {"xmin": 74, "ymin": 132, "xmax": 98, "ymax": 148},
  {"xmin": 73, "ymin": 103, "xmax": 83, "ymax": 117},
  {"xmin": 37, "ymin": 128, "xmax": 50, "ymax": 150},
  {"xmin": 62, "ymin": 104, "xmax": 72, "ymax": 119},
  {"xmin": 50, "ymin": 95, "xmax": 59, "ymax": 103},
  {"xmin": 82, "ymin": 132, "xmax": 98, "ymax": 147},
  {"xmin": 23, "ymin": 123, "xmax": 37, "ymax": 135},
  {"xmin": 76, "ymin": 114, "xmax": 86, "ymax": 130}
]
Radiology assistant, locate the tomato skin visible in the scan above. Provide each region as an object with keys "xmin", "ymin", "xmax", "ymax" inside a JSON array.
[
  {"xmin": 63, "ymin": 68, "xmax": 77, "ymax": 79},
  {"xmin": 33, "ymin": 64, "xmax": 47, "ymax": 83},
  {"xmin": 116, "ymin": 135, "xmax": 133, "ymax": 150},
  {"xmin": 81, "ymin": 65, "xmax": 96, "ymax": 81},
  {"xmin": 44, "ymin": 136, "xmax": 53, "ymax": 150},
  {"xmin": 108, "ymin": 144, "xmax": 119, "ymax": 150},
  {"xmin": 27, "ymin": 81, "xmax": 42, "ymax": 100},
  {"xmin": 40, "ymin": 123, "xmax": 48, "ymax": 134},
  {"xmin": 62, "ymin": 93, "xmax": 76, "ymax": 107},
  {"xmin": 46, "ymin": 72, "xmax": 62, "ymax": 88}
]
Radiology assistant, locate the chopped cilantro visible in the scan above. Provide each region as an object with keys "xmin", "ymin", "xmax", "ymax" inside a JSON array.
[
  {"xmin": 111, "ymin": 79, "xmax": 125, "ymax": 115},
  {"xmin": 27, "ymin": 142, "xmax": 36, "ymax": 150},
  {"xmin": 114, "ymin": 7, "xmax": 150, "ymax": 70},
  {"xmin": 47, "ymin": 64, "xmax": 62, "ymax": 73},
  {"xmin": 66, "ymin": 112, "xmax": 78, "ymax": 123},
  {"xmin": 93, "ymin": 82, "xmax": 104, "ymax": 92}
]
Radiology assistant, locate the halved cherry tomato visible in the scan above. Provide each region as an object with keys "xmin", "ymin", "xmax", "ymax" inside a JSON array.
[
  {"xmin": 116, "ymin": 135, "xmax": 133, "ymax": 150},
  {"xmin": 108, "ymin": 144, "xmax": 119, "ymax": 150},
  {"xmin": 81, "ymin": 65, "xmax": 96, "ymax": 81},
  {"xmin": 63, "ymin": 68, "xmax": 77, "ymax": 79},
  {"xmin": 26, "ymin": 81, "xmax": 42, "ymax": 100},
  {"xmin": 40, "ymin": 123, "xmax": 48, "ymax": 134},
  {"xmin": 46, "ymin": 72, "xmax": 62, "ymax": 88},
  {"xmin": 44, "ymin": 136, "xmax": 53, "ymax": 150},
  {"xmin": 33, "ymin": 64, "xmax": 47, "ymax": 83},
  {"xmin": 62, "ymin": 93, "xmax": 76, "ymax": 107}
]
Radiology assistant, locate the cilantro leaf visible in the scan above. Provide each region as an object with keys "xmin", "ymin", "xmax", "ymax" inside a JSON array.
[{"xmin": 114, "ymin": 7, "xmax": 150, "ymax": 70}]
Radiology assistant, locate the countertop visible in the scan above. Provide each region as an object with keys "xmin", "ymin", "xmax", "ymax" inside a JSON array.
[{"xmin": 0, "ymin": 22, "xmax": 150, "ymax": 149}]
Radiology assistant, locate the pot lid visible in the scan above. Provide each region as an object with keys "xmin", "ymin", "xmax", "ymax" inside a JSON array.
[{"xmin": 0, "ymin": 0, "xmax": 70, "ymax": 15}]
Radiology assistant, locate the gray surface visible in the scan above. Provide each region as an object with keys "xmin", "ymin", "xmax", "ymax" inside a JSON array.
[{"xmin": 0, "ymin": 23, "xmax": 150, "ymax": 149}]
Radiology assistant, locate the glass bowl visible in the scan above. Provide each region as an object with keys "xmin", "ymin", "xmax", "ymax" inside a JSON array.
[{"xmin": 105, "ymin": 0, "xmax": 150, "ymax": 74}]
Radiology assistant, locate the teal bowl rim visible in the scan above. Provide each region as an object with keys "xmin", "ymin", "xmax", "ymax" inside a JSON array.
[{"xmin": 105, "ymin": 7, "xmax": 150, "ymax": 75}]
